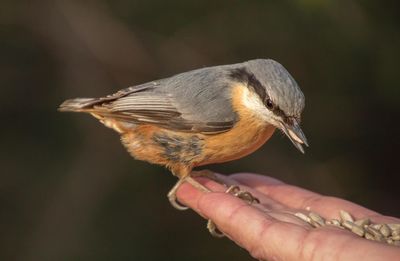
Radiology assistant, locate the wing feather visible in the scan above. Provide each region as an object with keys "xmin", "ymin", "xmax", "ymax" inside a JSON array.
[{"xmin": 60, "ymin": 69, "xmax": 237, "ymax": 134}]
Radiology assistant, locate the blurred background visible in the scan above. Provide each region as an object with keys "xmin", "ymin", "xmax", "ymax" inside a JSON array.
[{"xmin": 1, "ymin": 0, "xmax": 399, "ymax": 260}]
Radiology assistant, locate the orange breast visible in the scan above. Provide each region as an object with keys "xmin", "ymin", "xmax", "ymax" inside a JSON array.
[{"xmin": 199, "ymin": 84, "xmax": 275, "ymax": 165}]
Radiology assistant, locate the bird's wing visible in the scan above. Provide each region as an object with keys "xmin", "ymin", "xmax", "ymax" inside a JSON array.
[{"xmin": 60, "ymin": 69, "xmax": 237, "ymax": 134}]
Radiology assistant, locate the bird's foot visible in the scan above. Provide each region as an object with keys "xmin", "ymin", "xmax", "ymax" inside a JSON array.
[
  {"xmin": 207, "ymin": 185, "xmax": 260, "ymax": 237},
  {"xmin": 225, "ymin": 185, "xmax": 260, "ymax": 204},
  {"xmin": 168, "ymin": 173, "xmax": 259, "ymax": 238},
  {"xmin": 168, "ymin": 176, "xmax": 211, "ymax": 211}
]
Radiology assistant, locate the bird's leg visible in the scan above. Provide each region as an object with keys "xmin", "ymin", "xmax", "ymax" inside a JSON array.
[
  {"xmin": 168, "ymin": 167, "xmax": 212, "ymax": 211},
  {"xmin": 207, "ymin": 185, "xmax": 260, "ymax": 237},
  {"xmin": 185, "ymin": 176, "xmax": 212, "ymax": 193}
]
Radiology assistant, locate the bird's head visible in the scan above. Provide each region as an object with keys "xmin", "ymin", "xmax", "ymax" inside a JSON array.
[{"xmin": 230, "ymin": 59, "xmax": 308, "ymax": 153}]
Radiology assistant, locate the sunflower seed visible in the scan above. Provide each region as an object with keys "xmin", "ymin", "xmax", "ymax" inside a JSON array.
[
  {"xmin": 340, "ymin": 210, "xmax": 354, "ymax": 223},
  {"xmin": 372, "ymin": 224, "xmax": 382, "ymax": 230},
  {"xmin": 331, "ymin": 219, "xmax": 342, "ymax": 227},
  {"xmin": 342, "ymin": 220, "xmax": 354, "ymax": 230},
  {"xmin": 392, "ymin": 228, "xmax": 400, "ymax": 237},
  {"xmin": 366, "ymin": 227, "xmax": 384, "ymax": 242},
  {"xmin": 387, "ymin": 224, "xmax": 400, "ymax": 231},
  {"xmin": 309, "ymin": 212, "xmax": 325, "ymax": 227},
  {"xmin": 380, "ymin": 224, "xmax": 391, "ymax": 237},
  {"xmin": 386, "ymin": 238, "xmax": 394, "ymax": 244},
  {"xmin": 309, "ymin": 220, "xmax": 322, "ymax": 228},
  {"xmin": 365, "ymin": 232, "xmax": 375, "ymax": 240},
  {"xmin": 293, "ymin": 211, "xmax": 400, "ymax": 246},
  {"xmin": 392, "ymin": 234, "xmax": 400, "ymax": 241},
  {"xmin": 326, "ymin": 219, "xmax": 345, "ymax": 229},
  {"xmin": 295, "ymin": 212, "xmax": 312, "ymax": 224},
  {"xmin": 351, "ymin": 224, "xmax": 365, "ymax": 237},
  {"xmin": 355, "ymin": 218, "xmax": 370, "ymax": 227}
]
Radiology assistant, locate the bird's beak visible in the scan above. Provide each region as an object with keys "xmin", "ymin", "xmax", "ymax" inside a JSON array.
[{"xmin": 279, "ymin": 119, "xmax": 309, "ymax": 154}]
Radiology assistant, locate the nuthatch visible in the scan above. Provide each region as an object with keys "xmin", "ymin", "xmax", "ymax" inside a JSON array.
[{"xmin": 59, "ymin": 59, "xmax": 308, "ymax": 217}]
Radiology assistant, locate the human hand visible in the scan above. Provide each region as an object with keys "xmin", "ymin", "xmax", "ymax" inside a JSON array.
[{"xmin": 177, "ymin": 173, "xmax": 400, "ymax": 261}]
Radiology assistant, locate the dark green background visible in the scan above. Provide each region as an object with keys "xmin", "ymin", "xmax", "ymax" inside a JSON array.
[{"xmin": 1, "ymin": 0, "xmax": 399, "ymax": 260}]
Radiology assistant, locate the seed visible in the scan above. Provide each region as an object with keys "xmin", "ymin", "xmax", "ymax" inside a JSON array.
[
  {"xmin": 342, "ymin": 220, "xmax": 354, "ymax": 230},
  {"xmin": 295, "ymin": 212, "xmax": 312, "ymax": 224},
  {"xmin": 326, "ymin": 219, "xmax": 344, "ymax": 229},
  {"xmin": 309, "ymin": 219, "xmax": 322, "ymax": 228},
  {"xmin": 292, "ymin": 212, "xmax": 399, "ymax": 246},
  {"xmin": 331, "ymin": 219, "xmax": 342, "ymax": 227},
  {"xmin": 380, "ymin": 224, "xmax": 391, "ymax": 237},
  {"xmin": 372, "ymin": 224, "xmax": 382, "ymax": 230},
  {"xmin": 387, "ymin": 238, "xmax": 394, "ymax": 244},
  {"xmin": 392, "ymin": 234, "xmax": 400, "ymax": 241},
  {"xmin": 365, "ymin": 232, "xmax": 375, "ymax": 240},
  {"xmin": 366, "ymin": 227, "xmax": 384, "ymax": 242},
  {"xmin": 375, "ymin": 234, "xmax": 385, "ymax": 242},
  {"xmin": 355, "ymin": 218, "xmax": 370, "ymax": 227},
  {"xmin": 391, "ymin": 228, "xmax": 400, "ymax": 237},
  {"xmin": 351, "ymin": 224, "xmax": 365, "ymax": 237},
  {"xmin": 311, "ymin": 221, "xmax": 320, "ymax": 228},
  {"xmin": 339, "ymin": 210, "xmax": 354, "ymax": 223},
  {"xmin": 366, "ymin": 227, "xmax": 381, "ymax": 237},
  {"xmin": 387, "ymin": 224, "xmax": 400, "ymax": 230},
  {"xmin": 309, "ymin": 212, "xmax": 325, "ymax": 227}
]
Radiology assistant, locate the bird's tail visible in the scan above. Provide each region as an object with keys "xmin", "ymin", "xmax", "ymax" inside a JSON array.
[{"xmin": 58, "ymin": 98, "xmax": 99, "ymax": 112}]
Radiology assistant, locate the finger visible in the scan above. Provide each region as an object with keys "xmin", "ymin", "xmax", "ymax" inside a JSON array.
[{"xmin": 230, "ymin": 173, "xmax": 400, "ymax": 223}]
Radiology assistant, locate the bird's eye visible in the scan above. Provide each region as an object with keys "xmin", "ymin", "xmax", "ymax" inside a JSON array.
[{"xmin": 265, "ymin": 98, "xmax": 274, "ymax": 109}]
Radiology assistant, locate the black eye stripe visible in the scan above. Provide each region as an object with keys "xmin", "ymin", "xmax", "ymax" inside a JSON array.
[
  {"xmin": 229, "ymin": 67, "xmax": 292, "ymax": 122},
  {"xmin": 229, "ymin": 67, "xmax": 269, "ymax": 104}
]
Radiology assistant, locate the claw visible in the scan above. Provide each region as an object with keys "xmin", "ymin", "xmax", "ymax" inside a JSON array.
[
  {"xmin": 167, "ymin": 178, "xmax": 188, "ymax": 210},
  {"xmin": 225, "ymin": 185, "xmax": 241, "ymax": 194},
  {"xmin": 168, "ymin": 190, "xmax": 189, "ymax": 210},
  {"xmin": 236, "ymin": 191, "xmax": 260, "ymax": 204},
  {"xmin": 207, "ymin": 220, "xmax": 225, "ymax": 238},
  {"xmin": 226, "ymin": 185, "xmax": 259, "ymax": 204},
  {"xmin": 167, "ymin": 175, "xmax": 211, "ymax": 210}
]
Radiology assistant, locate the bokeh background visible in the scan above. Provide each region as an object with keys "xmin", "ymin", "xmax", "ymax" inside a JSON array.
[{"xmin": 1, "ymin": 0, "xmax": 399, "ymax": 260}]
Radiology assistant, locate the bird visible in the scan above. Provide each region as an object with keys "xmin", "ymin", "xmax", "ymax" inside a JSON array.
[{"xmin": 59, "ymin": 59, "xmax": 308, "ymax": 234}]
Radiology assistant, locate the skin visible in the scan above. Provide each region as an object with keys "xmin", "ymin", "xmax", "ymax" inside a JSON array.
[{"xmin": 176, "ymin": 173, "xmax": 400, "ymax": 261}]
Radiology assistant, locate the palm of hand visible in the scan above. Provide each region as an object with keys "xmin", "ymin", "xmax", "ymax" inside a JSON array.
[{"xmin": 177, "ymin": 173, "xmax": 400, "ymax": 261}]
